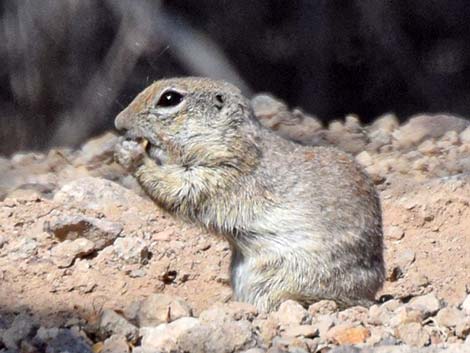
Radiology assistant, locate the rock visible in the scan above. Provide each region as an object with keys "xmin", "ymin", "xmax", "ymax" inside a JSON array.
[
  {"xmin": 241, "ymin": 349, "xmax": 266, "ymax": 353},
  {"xmin": 113, "ymin": 237, "xmax": 151, "ymax": 265},
  {"xmin": 1, "ymin": 314, "xmax": 38, "ymax": 350},
  {"xmin": 10, "ymin": 237, "xmax": 38, "ymax": 260},
  {"xmin": 380, "ymin": 299, "xmax": 402, "ymax": 312},
  {"xmin": 99, "ymin": 309, "xmax": 139, "ymax": 343},
  {"xmin": 395, "ymin": 249, "xmax": 416, "ymax": 272},
  {"xmin": 368, "ymin": 305, "xmax": 391, "ymax": 326},
  {"xmin": 11, "ymin": 152, "xmax": 43, "ymax": 166},
  {"xmin": 140, "ymin": 317, "xmax": 200, "ymax": 353},
  {"xmin": 308, "ymin": 300, "xmax": 338, "ymax": 316},
  {"xmin": 389, "ymin": 307, "xmax": 424, "ymax": 328},
  {"xmin": 365, "ymin": 326, "xmax": 392, "ymax": 346},
  {"xmin": 51, "ymin": 238, "xmax": 96, "ymax": 268},
  {"xmin": 395, "ymin": 322, "xmax": 430, "ymax": 347},
  {"xmin": 178, "ymin": 319, "xmax": 256, "ymax": 353},
  {"xmin": 393, "ymin": 114, "xmax": 469, "ymax": 149},
  {"xmin": 326, "ymin": 324, "xmax": 370, "ymax": 345},
  {"xmin": 102, "ymin": 335, "xmax": 130, "ymax": 353},
  {"xmin": 370, "ymin": 114, "xmax": 400, "ymax": 133},
  {"xmin": 456, "ymin": 318, "xmax": 470, "ymax": 339},
  {"xmin": 337, "ymin": 306, "xmax": 369, "ymax": 324},
  {"xmin": 384, "ymin": 225, "xmax": 405, "ymax": 241},
  {"xmin": 33, "ymin": 326, "xmax": 59, "ymax": 343},
  {"xmin": 367, "ymin": 114, "xmax": 398, "ymax": 152},
  {"xmin": 462, "ymin": 294, "xmax": 470, "ymax": 315},
  {"xmin": 54, "ymin": 177, "xmax": 146, "ymax": 211},
  {"xmin": 367, "ymin": 129, "xmax": 392, "ymax": 152},
  {"xmin": 311, "ymin": 315, "xmax": 335, "ymax": 341},
  {"xmin": 327, "ymin": 120, "xmax": 368, "ymax": 154},
  {"xmin": 0, "ymin": 235, "xmax": 6, "ymax": 249},
  {"xmin": 75, "ymin": 132, "xmax": 118, "ymax": 167},
  {"xmin": 33, "ymin": 327, "xmax": 93, "ymax": 353},
  {"xmin": 273, "ymin": 337, "xmax": 311, "ymax": 353},
  {"xmin": 460, "ymin": 127, "xmax": 470, "ymax": 144},
  {"xmin": 435, "ymin": 307, "xmax": 466, "ymax": 328},
  {"xmin": 344, "ymin": 115, "xmax": 363, "ymax": 132},
  {"xmin": 137, "ymin": 294, "xmax": 193, "ymax": 327},
  {"xmin": 122, "ymin": 301, "xmax": 141, "ymax": 323},
  {"xmin": 6, "ymin": 187, "xmax": 43, "ymax": 201},
  {"xmin": 408, "ymin": 293, "xmax": 442, "ymax": 317},
  {"xmin": 47, "ymin": 214, "xmax": 122, "ymax": 250},
  {"xmin": 273, "ymin": 300, "xmax": 309, "ymax": 327},
  {"xmin": 251, "ymin": 94, "xmax": 288, "ymax": 121},
  {"xmin": 251, "ymin": 94, "xmax": 323, "ymax": 145},
  {"xmin": 199, "ymin": 302, "xmax": 258, "ymax": 324},
  {"xmin": 329, "ymin": 347, "xmax": 362, "ymax": 353},
  {"xmin": 253, "ymin": 316, "xmax": 279, "ymax": 344},
  {"xmin": 282, "ymin": 325, "xmax": 318, "ymax": 338},
  {"xmin": 356, "ymin": 151, "xmax": 373, "ymax": 167}
]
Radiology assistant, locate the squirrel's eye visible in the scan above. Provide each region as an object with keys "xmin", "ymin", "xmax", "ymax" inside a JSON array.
[{"xmin": 156, "ymin": 91, "xmax": 184, "ymax": 108}]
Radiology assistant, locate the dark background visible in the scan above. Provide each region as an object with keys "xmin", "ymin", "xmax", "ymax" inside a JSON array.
[{"xmin": 2, "ymin": 0, "xmax": 470, "ymax": 155}]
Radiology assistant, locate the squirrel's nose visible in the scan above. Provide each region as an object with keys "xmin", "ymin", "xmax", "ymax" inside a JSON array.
[{"xmin": 115, "ymin": 108, "xmax": 131, "ymax": 132}]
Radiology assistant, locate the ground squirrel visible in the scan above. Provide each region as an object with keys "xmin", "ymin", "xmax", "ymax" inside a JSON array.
[{"xmin": 114, "ymin": 77, "xmax": 385, "ymax": 312}]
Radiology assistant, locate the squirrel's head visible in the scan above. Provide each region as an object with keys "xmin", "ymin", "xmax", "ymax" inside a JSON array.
[{"xmin": 115, "ymin": 77, "xmax": 261, "ymax": 171}]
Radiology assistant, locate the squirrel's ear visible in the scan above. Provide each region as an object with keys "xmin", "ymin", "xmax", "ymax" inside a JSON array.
[{"xmin": 214, "ymin": 94, "xmax": 225, "ymax": 110}]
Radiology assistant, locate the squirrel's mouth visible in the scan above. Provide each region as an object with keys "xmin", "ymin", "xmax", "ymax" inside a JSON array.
[{"xmin": 131, "ymin": 136, "xmax": 169, "ymax": 165}]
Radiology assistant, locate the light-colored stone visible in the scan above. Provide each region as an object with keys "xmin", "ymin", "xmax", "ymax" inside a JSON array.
[
  {"xmin": 462, "ymin": 294, "xmax": 470, "ymax": 315},
  {"xmin": 102, "ymin": 334, "xmax": 130, "ymax": 353},
  {"xmin": 460, "ymin": 127, "xmax": 470, "ymax": 144},
  {"xmin": 356, "ymin": 151, "xmax": 373, "ymax": 167},
  {"xmin": 368, "ymin": 304, "xmax": 391, "ymax": 326},
  {"xmin": 100, "ymin": 309, "xmax": 139, "ymax": 343},
  {"xmin": 253, "ymin": 316, "xmax": 278, "ymax": 345},
  {"xmin": 48, "ymin": 214, "xmax": 122, "ymax": 250},
  {"xmin": 393, "ymin": 114, "xmax": 469, "ymax": 149},
  {"xmin": 282, "ymin": 325, "xmax": 318, "ymax": 338},
  {"xmin": 435, "ymin": 307, "xmax": 466, "ymax": 328},
  {"xmin": 395, "ymin": 322, "xmax": 430, "ymax": 347},
  {"xmin": 140, "ymin": 317, "xmax": 200, "ymax": 353},
  {"xmin": 384, "ymin": 225, "xmax": 405, "ymax": 241},
  {"xmin": 337, "ymin": 306, "xmax": 369, "ymax": 324},
  {"xmin": 113, "ymin": 237, "xmax": 150, "ymax": 265},
  {"xmin": 326, "ymin": 324, "xmax": 370, "ymax": 345},
  {"xmin": 199, "ymin": 302, "xmax": 257, "ymax": 324},
  {"xmin": 308, "ymin": 300, "xmax": 338, "ymax": 316},
  {"xmin": 389, "ymin": 307, "xmax": 424, "ymax": 327},
  {"xmin": 417, "ymin": 139, "xmax": 439, "ymax": 155},
  {"xmin": 274, "ymin": 300, "xmax": 309, "ymax": 327},
  {"xmin": 370, "ymin": 113, "xmax": 400, "ymax": 133},
  {"xmin": 2, "ymin": 314, "xmax": 38, "ymax": 350},
  {"xmin": 408, "ymin": 293, "xmax": 441, "ymax": 317},
  {"xmin": 137, "ymin": 293, "xmax": 193, "ymax": 327},
  {"xmin": 456, "ymin": 318, "xmax": 470, "ymax": 339},
  {"xmin": 311, "ymin": 315, "xmax": 335, "ymax": 341},
  {"xmin": 54, "ymin": 177, "xmax": 147, "ymax": 212},
  {"xmin": 76, "ymin": 132, "xmax": 118, "ymax": 167},
  {"xmin": 380, "ymin": 299, "xmax": 402, "ymax": 312},
  {"xmin": 51, "ymin": 238, "xmax": 95, "ymax": 268}
]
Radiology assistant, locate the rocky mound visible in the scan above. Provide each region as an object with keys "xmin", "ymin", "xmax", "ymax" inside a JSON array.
[{"xmin": 0, "ymin": 95, "xmax": 469, "ymax": 352}]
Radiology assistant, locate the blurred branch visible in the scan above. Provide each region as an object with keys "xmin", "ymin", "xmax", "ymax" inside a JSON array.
[{"xmin": 51, "ymin": 0, "xmax": 250, "ymax": 146}]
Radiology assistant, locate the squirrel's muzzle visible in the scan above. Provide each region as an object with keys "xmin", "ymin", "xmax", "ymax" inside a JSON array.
[{"xmin": 115, "ymin": 108, "xmax": 132, "ymax": 132}]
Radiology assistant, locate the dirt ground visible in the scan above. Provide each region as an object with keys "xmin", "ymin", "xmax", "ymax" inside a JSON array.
[{"xmin": 0, "ymin": 101, "xmax": 469, "ymax": 352}]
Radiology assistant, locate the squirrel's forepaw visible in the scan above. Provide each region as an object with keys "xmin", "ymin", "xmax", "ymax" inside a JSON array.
[{"xmin": 114, "ymin": 138, "xmax": 146, "ymax": 172}]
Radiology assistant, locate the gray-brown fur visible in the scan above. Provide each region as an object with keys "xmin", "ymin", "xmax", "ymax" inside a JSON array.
[{"xmin": 114, "ymin": 77, "xmax": 385, "ymax": 312}]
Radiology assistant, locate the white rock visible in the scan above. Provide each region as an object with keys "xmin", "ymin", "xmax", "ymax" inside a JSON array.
[
  {"xmin": 140, "ymin": 317, "xmax": 200, "ymax": 353},
  {"xmin": 137, "ymin": 294, "xmax": 193, "ymax": 327},
  {"xmin": 462, "ymin": 294, "xmax": 470, "ymax": 315}
]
